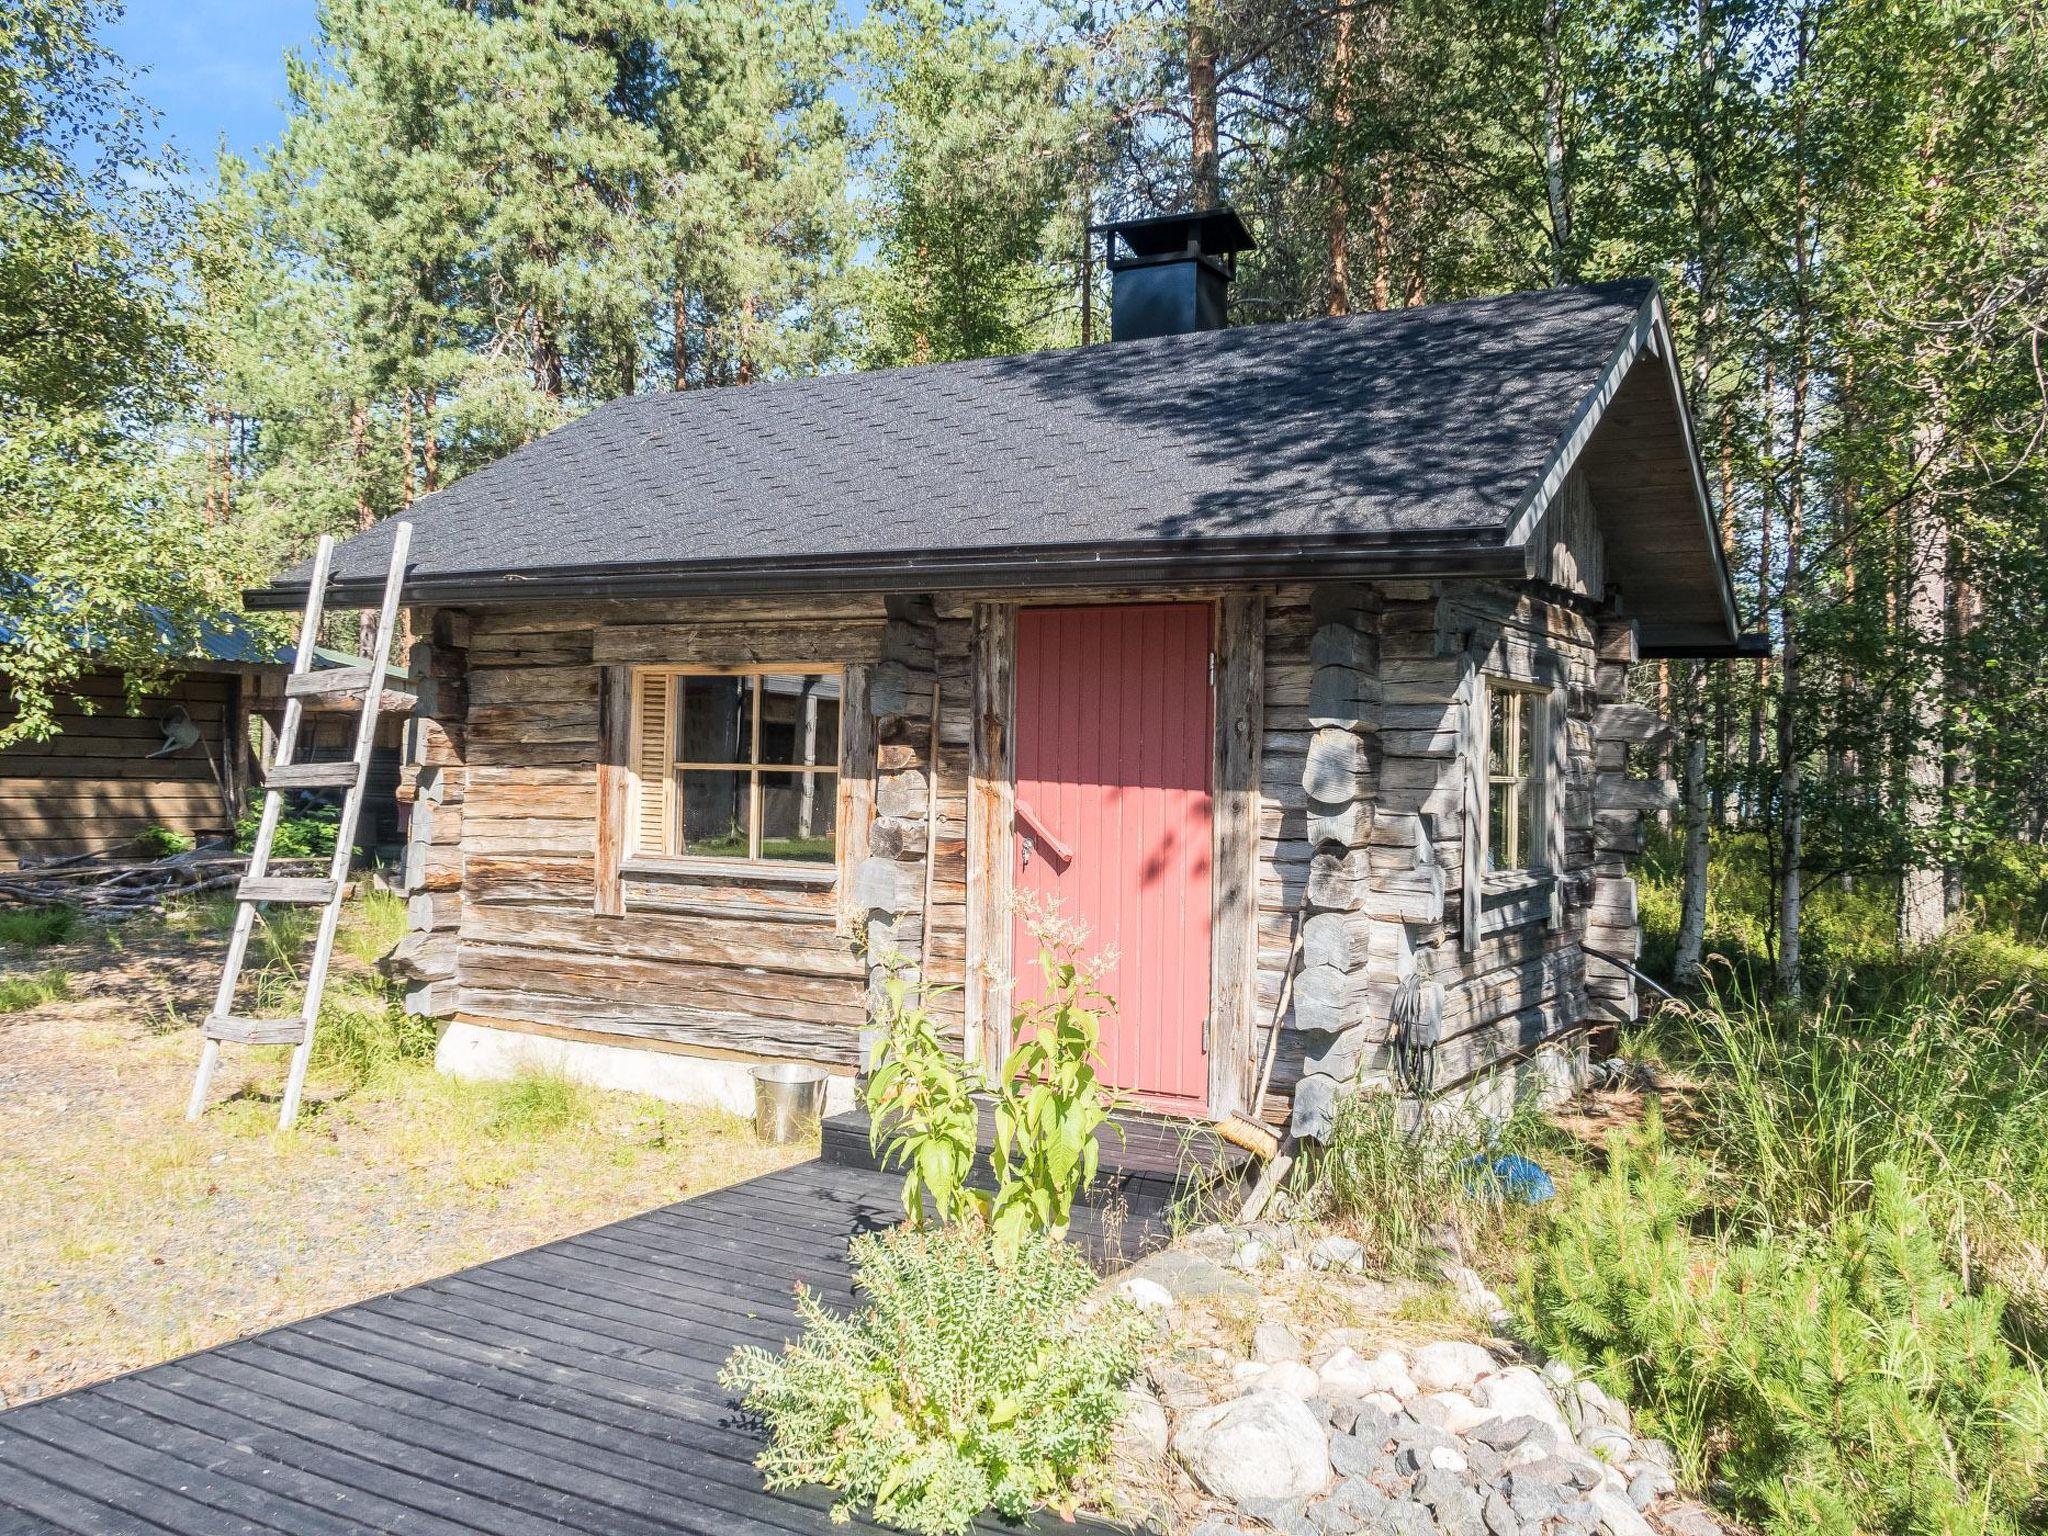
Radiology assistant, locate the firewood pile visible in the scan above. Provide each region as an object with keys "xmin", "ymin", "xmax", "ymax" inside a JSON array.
[{"xmin": 0, "ymin": 844, "xmax": 265, "ymax": 916}]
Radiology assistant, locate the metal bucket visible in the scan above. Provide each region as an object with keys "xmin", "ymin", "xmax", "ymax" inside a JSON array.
[{"xmin": 751, "ymin": 1063, "xmax": 829, "ymax": 1144}]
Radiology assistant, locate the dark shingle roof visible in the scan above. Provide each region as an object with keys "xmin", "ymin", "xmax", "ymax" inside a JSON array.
[{"xmin": 280, "ymin": 279, "xmax": 1664, "ymax": 602}]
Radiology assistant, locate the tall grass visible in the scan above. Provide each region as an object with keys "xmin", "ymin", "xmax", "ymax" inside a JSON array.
[
  {"xmin": 0, "ymin": 907, "xmax": 80, "ymax": 950},
  {"xmin": 1290, "ymin": 1085, "xmax": 1567, "ymax": 1277},
  {"xmin": 0, "ymin": 967, "xmax": 73, "ymax": 1013}
]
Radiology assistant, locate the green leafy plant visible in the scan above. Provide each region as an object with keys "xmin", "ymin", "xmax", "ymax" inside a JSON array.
[
  {"xmin": 235, "ymin": 803, "xmax": 341, "ymax": 859},
  {"xmin": 721, "ymin": 1222, "xmax": 1145, "ymax": 1536},
  {"xmin": 987, "ymin": 950, "xmax": 1120, "ymax": 1259},
  {"xmin": 864, "ymin": 942, "xmax": 1125, "ymax": 1256},
  {"xmin": 134, "ymin": 824, "xmax": 195, "ymax": 858},
  {"xmin": 1522, "ymin": 1110, "xmax": 2048, "ymax": 1535},
  {"xmin": 865, "ymin": 965, "xmax": 981, "ymax": 1228}
]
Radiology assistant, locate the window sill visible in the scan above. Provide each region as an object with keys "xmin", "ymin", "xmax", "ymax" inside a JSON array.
[
  {"xmin": 1482, "ymin": 869, "xmax": 1555, "ymax": 898},
  {"xmin": 622, "ymin": 855, "xmax": 838, "ymax": 889}
]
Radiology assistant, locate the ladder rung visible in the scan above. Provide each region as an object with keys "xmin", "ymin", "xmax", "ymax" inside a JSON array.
[
  {"xmin": 238, "ymin": 876, "xmax": 339, "ymax": 906},
  {"xmin": 204, "ymin": 1014, "xmax": 307, "ymax": 1046},
  {"xmin": 265, "ymin": 761, "xmax": 360, "ymax": 791},
  {"xmin": 287, "ymin": 665, "xmax": 375, "ymax": 698}
]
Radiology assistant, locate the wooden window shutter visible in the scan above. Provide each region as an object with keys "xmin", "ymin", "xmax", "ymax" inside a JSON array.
[
  {"xmin": 595, "ymin": 665, "xmax": 634, "ymax": 916},
  {"xmin": 632, "ymin": 670, "xmax": 674, "ymax": 855}
]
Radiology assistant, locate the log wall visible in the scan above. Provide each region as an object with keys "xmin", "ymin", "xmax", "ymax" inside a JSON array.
[
  {"xmin": 397, "ymin": 541, "xmax": 1655, "ymax": 1123},
  {"xmin": 0, "ymin": 669, "xmax": 241, "ymax": 863}
]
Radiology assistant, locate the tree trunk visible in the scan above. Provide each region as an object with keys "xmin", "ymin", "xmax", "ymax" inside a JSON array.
[
  {"xmin": 1775, "ymin": 16, "xmax": 1813, "ymax": 1000},
  {"xmin": 1325, "ymin": 2, "xmax": 1356, "ymax": 317},
  {"xmin": 1540, "ymin": 0, "xmax": 1572, "ymax": 284},
  {"xmin": 736, "ymin": 294, "xmax": 756, "ymax": 385},
  {"xmin": 1188, "ymin": 0, "xmax": 1220, "ymax": 209},
  {"xmin": 351, "ymin": 397, "xmax": 378, "ymax": 661},
  {"xmin": 1673, "ymin": 684, "xmax": 1711, "ymax": 988},
  {"xmin": 1898, "ymin": 409, "xmax": 1951, "ymax": 947},
  {"xmin": 1369, "ymin": 168, "xmax": 1394, "ymax": 311},
  {"xmin": 672, "ymin": 279, "xmax": 690, "ymax": 390},
  {"xmin": 422, "ymin": 386, "xmax": 439, "ymax": 493}
]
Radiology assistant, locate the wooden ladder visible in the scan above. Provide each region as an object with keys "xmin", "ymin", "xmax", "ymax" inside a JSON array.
[{"xmin": 186, "ymin": 521, "xmax": 414, "ymax": 1131}]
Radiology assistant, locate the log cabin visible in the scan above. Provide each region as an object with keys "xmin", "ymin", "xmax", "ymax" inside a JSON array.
[{"xmin": 253, "ymin": 209, "xmax": 1749, "ymax": 1134}]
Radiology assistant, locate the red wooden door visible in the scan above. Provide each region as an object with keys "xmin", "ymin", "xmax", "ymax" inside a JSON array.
[{"xmin": 1011, "ymin": 604, "xmax": 1214, "ymax": 1113}]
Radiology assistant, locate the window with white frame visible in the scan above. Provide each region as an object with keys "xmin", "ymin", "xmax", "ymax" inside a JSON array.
[
  {"xmin": 629, "ymin": 668, "xmax": 843, "ymax": 865},
  {"xmin": 1485, "ymin": 679, "xmax": 1544, "ymax": 873}
]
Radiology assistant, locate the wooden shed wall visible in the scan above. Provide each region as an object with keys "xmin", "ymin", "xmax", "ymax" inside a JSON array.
[
  {"xmin": 400, "ymin": 556, "xmax": 1653, "ymax": 1119},
  {"xmin": 0, "ymin": 670, "xmax": 237, "ymax": 864}
]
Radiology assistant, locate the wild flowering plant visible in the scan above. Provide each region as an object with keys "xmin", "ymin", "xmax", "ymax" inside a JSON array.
[{"xmin": 728, "ymin": 932, "xmax": 1139, "ymax": 1534}]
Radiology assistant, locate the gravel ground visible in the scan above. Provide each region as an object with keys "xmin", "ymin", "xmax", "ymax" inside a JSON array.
[{"xmin": 0, "ymin": 905, "xmax": 806, "ymax": 1409}]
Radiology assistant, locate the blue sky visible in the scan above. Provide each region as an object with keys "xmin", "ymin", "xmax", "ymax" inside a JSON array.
[{"xmin": 109, "ymin": 1, "xmax": 320, "ymax": 166}]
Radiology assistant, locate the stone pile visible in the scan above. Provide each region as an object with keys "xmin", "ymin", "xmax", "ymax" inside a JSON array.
[{"xmin": 1112, "ymin": 1231, "xmax": 1731, "ymax": 1536}]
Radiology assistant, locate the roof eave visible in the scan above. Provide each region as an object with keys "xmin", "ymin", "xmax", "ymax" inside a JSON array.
[
  {"xmin": 245, "ymin": 533, "xmax": 1529, "ymax": 612},
  {"xmin": 1503, "ymin": 285, "xmax": 1742, "ymax": 646}
]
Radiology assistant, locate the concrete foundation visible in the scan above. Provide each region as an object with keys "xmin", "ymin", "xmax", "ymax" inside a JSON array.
[{"xmin": 435, "ymin": 1021, "xmax": 860, "ymax": 1120}]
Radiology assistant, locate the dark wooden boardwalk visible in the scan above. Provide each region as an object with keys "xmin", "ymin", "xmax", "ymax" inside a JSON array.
[{"xmin": 0, "ymin": 1117, "xmax": 1219, "ymax": 1536}]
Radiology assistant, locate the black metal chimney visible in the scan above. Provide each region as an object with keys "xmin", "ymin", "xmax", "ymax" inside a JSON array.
[{"xmin": 1095, "ymin": 208, "xmax": 1256, "ymax": 343}]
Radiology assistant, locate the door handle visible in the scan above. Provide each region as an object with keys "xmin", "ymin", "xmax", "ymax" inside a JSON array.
[{"xmin": 1014, "ymin": 797, "xmax": 1074, "ymax": 865}]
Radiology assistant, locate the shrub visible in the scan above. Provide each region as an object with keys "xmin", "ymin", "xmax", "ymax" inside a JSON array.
[
  {"xmin": 1522, "ymin": 1112, "xmax": 2048, "ymax": 1535},
  {"xmin": 235, "ymin": 802, "xmax": 340, "ymax": 859},
  {"xmin": 134, "ymin": 824, "xmax": 195, "ymax": 858},
  {"xmin": 721, "ymin": 1223, "xmax": 1145, "ymax": 1535}
]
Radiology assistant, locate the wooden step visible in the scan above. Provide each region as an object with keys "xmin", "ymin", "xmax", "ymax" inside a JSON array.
[
  {"xmin": 264, "ymin": 761, "xmax": 360, "ymax": 791},
  {"xmin": 203, "ymin": 1014, "xmax": 307, "ymax": 1046},
  {"xmin": 237, "ymin": 875, "xmax": 338, "ymax": 906}
]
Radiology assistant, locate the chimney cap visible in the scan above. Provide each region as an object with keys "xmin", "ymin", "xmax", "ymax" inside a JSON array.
[{"xmin": 1093, "ymin": 207, "xmax": 1256, "ymax": 267}]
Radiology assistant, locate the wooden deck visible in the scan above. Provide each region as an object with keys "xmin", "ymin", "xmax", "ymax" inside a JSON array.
[{"xmin": 0, "ymin": 1120, "xmax": 1219, "ymax": 1535}]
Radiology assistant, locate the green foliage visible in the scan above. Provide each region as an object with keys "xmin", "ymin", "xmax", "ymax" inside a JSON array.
[
  {"xmin": 0, "ymin": 906, "xmax": 79, "ymax": 950},
  {"xmin": 474, "ymin": 1070, "xmax": 595, "ymax": 1140},
  {"xmin": 721, "ymin": 1222, "xmax": 1144, "ymax": 1535},
  {"xmin": 865, "ymin": 967, "xmax": 982, "ymax": 1228},
  {"xmin": 987, "ymin": 951, "xmax": 1120, "ymax": 1258},
  {"xmin": 865, "ymin": 946, "xmax": 1124, "ymax": 1257},
  {"xmin": 1523, "ymin": 1115, "xmax": 2048, "ymax": 1535},
  {"xmin": 1290, "ymin": 1086, "xmax": 1566, "ymax": 1278},
  {"xmin": 0, "ymin": 967, "xmax": 73, "ymax": 1013},
  {"xmin": 133, "ymin": 825, "xmax": 195, "ymax": 858},
  {"xmin": 235, "ymin": 803, "xmax": 341, "ymax": 860}
]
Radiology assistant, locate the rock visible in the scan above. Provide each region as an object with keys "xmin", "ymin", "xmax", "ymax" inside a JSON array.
[
  {"xmin": 1118, "ymin": 1276, "xmax": 1174, "ymax": 1311},
  {"xmin": 1292, "ymin": 1074, "xmax": 1342, "ymax": 1140},
  {"xmin": 1329, "ymin": 1430, "xmax": 1394, "ymax": 1481},
  {"xmin": 1362, "ymin": 1390, "xmax": 1408, "ymax": 1416},
  {"xmin": 1624, "ymin": 1463, "xmax": 1676, "ymax": 1508},
  {"xmin": 1250, "ymin": 1361, "xmax": 1321, "ymax": 1399},
  {"xmin": 1189, "ymin": 1520, "xmax": 1256, "ymax": 1536},
  {"xmin": 1472, "ymin": 1367, "xmax": 1570, "ymax": 1437},
  {"xmin": 1283, "ymin": 1253, "xmax": 1309, "ymax": 1274},
  {"xmin": 1235, "ymin": 1239, "xmax": 1271, "ymax": 1272},
  {"xmin": 1482, "ymin": 1487, "xmax": 1523, "ymax": 1536},
  {"xmin": 1505, "ymin": 1467, "xmax": 1566, "ymax": 1524},
  {"xmin": 1173, "ymin": 1390, "xmax": 1331, "ymax": 1505},
  {"xmin": 1324, "ymin": 1477, "xmax": 1393, "ymax": 1530},
  {"xmin": 1572, "ymin": 1379, "xmax": 1631, "ymax": 1433},
  {"xmin": 1309, "ymin": 1234, "xmax": 1367, "ymax": 1272},
  {"xmin": 1409, "ymin": 1340, "xmax": 1496, "ymax": 1393},
  {"xmin": 1470, "ymin": 1413, "xmax": 1555, "ymax": 1453},
  {"xmin": 1656, "ymin": 1501, "xmax": 1729, "ymax": 1536},
  {"xmin": 1634, "ymin": 1437, "xmax": 1675, "ymax": 1472},
  {"xmin": 1254, "ymin": 1321, "xmax": 1304, "ymax": 1362},
  {"xmin": 1130, "ymin": 1249, "xmax": 1257, "ymax": 1301},
  {"xmin": 1319, "ymin": 1397, "xmax": 1355, "ymax": 1435},
  {"xmin": 1447, "ymin": 1264, "xmax": 1497, "ymax": 1311},
  {"xmin": 1376, "ymin": 1503, "xmax": 1439, "ymax": 1536},
  {"xmin": 1588, "ymin": 1489, "xmax": 1656, "ymax": 1536},
  {"xmin": 1348, "ymin": 1400, "xmax": 1397, "ymax": 1449},
  {"xmin": 1461, "ymin": 1439, "xmax": 1503, "ymax": 1481},
  {"xmin": 1413, "ymin": 1391, "xmax": 1494, "ymax": 1436},
  {"xmin": 1148, "ymin": 1362, "xmax": 1211, "ymax": 1412},
  {"xmin": 1580, "ymin": 1424, "xmax": 1635, "ymax": 1465},
  {"xmin": 1541, "ymin": 1358, "xmax": 1577, "ymax": 1390},
  {"xmin": 1115, "ymin": 1389, "xmax": 1170, "ymax": 1462},
  {"xmin": 1428, "ymin": 1481, "xmax": 1488, "ymax": 1536},
  {"xmin": 1317, "ymin": 1346, "xmax": 1416, "ymax": 1401}
]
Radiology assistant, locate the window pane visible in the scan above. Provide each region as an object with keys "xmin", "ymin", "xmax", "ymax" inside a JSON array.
[
  {"xmin": 757, "ymin": 673, "xmax": 841, "ymax": 768},
  {"xmin": 679, "ymin": 675, "xmax": 751, "ymax": 764},
  {"xmin": 1488, "ymin": 687, "xmax": 1510, "ymax": 777},
  {"xmin": 1488, "ymin": 783, "xmax": 1512, "ymax": 871},
  {"xmin": 1509, "ymin": 784, "xmax": 1530, "ymax": 867},
  {"xmin": 679, "ymin": 769, "xmax": 750, "ymax": 858},
  {"xmin": 1514, "ymin": 694, "xmax": 1536, "ymax": 775},
  {"xmin": 759, "ymin": 770, "xmax": 837, "ymax": 863}
]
